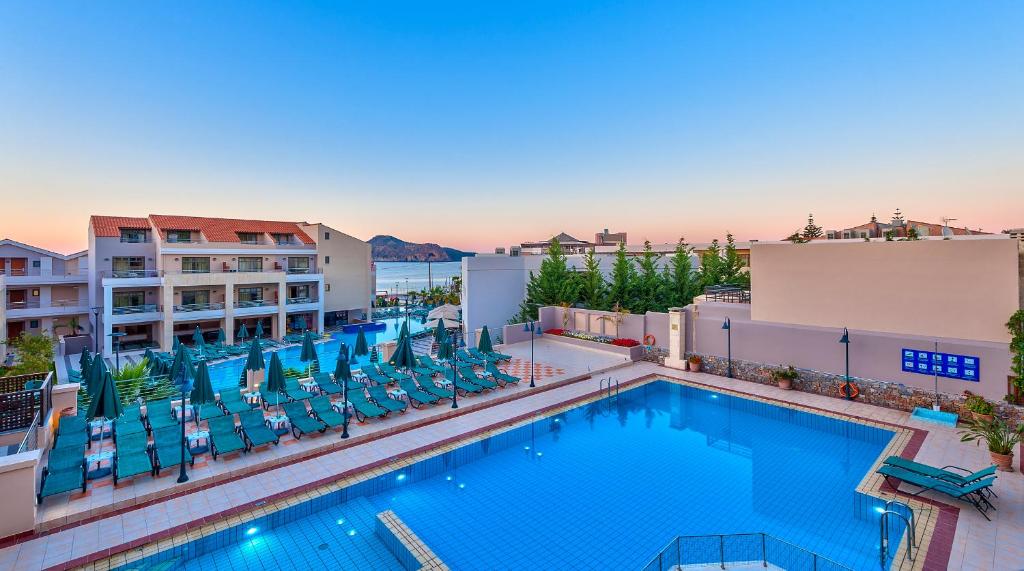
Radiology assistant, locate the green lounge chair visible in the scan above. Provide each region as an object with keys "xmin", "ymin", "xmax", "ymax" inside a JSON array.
[
  {"xmin": 362, "ymin": 368, "xmax": 392, "ymax": 386},
  {"xmin": 459, "ymin": 366, "xmax": 498, "ymax": 390},
  {"xmin": 282, "ymin": 402, "xmax": 327, "ymax": 439},
  {"xmin": 313, "ymin": 372, "xmax": 343, "ymax": 396},
  {"xmin": 152, "ymin": 426, "xmax": 193, "ymax": 474},
  {"xmin": 259, "ymin": 385, "xmax": 284, "ymax": 410},
  {"xmin": 418, "ymin": 355, "xmax": 446, "ymax": 374},
  {"xmin": 115, "ymin": 417, "xmax": 148, "ymax": 440},
  {"xmin": 219, "ymin": 388, "xmax": 255, "ymax": 415},
  {"xmin": 348, "ymin": 390, "xmax": 389, "ymax": 422},
  {"xmin": 284, "ymin": 377, "xmax": 316, "ymax": 402},
  {"xmin": 38, "ymin": 444, "xmax": 87, "ymax": 503},
  {"xmin": 397, "ymin": 378, "xmax": 439, "ymax": 408},
  {"xmin": 309, "ymin": 396, "xmax": 346, "ymax": 428},
  {"xmin": 238, "ymin": 410, "xmax": 280, "ymax": 448},
  {"xmin": 54, "ymin": 415, "xmax": 89, "ymax": 449},
  {"xmin": 877, "ymin": 465, "xmax": 996, "ymax": 520},
  {"xmin": 457, "ymin": 350, "xmax": 486, "ymax": 366},
  {"xmin": 145, "ymin": 399, "xmax": 178, "ymax": 432},
  {"xmin": 486, "ymin": 363, "xmax": 521, "ymax": 386},
  {"xmin": 487, "ymin": 348, "xmax": 513, "ymax": 361},
  {"xmin": 207, "ymin": 416, "xmax": 248, "ymax": 458},
  {"xmin": 197, "ymin": 403, "xmax": 227, "ymax": 421},
  {"xmin": 444, "ymin": 368, "xmax": 484, "ymax": 395},
  {"xmin": 468, "ymin": 348, "xmax": 501, "ymax": 363},
  {"xmin": 882, "ymin": 456, "xmax": 997, "ymax": 494},
  {"xmin": 378, "ymin": 363, "xmax": 412, "ymax": 382},
  {"xmin": 113, "ymin": 431, "xmax": 154, "ymax": 483},
  {"xmin": 367, "ymin": 385, "xmax": 408, "ymax": 413},
  {"xmin": 414, "ymin": 373, "xmax": 454, "ymax": 401}
]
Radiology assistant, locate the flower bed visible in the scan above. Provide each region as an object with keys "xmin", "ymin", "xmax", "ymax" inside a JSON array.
[{"xmin": 542, "ymin": 329, "xmax": 644, "ymax": 361}]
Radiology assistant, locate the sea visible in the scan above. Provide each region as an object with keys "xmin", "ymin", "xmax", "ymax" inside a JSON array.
[{"xmin": 374, "ymin": 261, "xmax": 462, "ymax": 295}]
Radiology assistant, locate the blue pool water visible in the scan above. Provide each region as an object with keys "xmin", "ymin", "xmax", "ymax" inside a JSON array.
[
  {"xmin": 123, "ymin": 382, "xmax": 900, "ymax": 571},
  {"xmin": 206, "ymin": 317, "xmax": 426, "ymax": 391}
]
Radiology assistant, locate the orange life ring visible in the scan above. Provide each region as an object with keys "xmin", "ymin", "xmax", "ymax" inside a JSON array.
[
  {"xmin": 840, "ymin": 381, "xmax": 859, "ymax": 399},
  {"xmin": 643, "ymin": 334, "xmax": 656, "ymax": 346}
]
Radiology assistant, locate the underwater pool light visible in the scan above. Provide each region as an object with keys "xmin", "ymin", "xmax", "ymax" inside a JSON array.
[{"xmin": 246, "ymin": 527, "xmax": 259, "ymax": 536}]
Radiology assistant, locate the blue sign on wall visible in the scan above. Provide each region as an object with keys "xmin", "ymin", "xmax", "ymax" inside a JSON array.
[{"xmin": 901, "ymin": 348, "xmax": 979, "ymax": 382}]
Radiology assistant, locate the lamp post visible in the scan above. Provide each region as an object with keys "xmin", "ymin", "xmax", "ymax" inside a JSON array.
[
  {"xmin": 450, "ymin": 331, "xmax": 459, "ymax": 409},
  {"xmin": 174, "ymin": 356, "xmax": 194, "ymax": 484},
  {"xmin": 341, "ymin": 352, "xmax": 350, "ymax": 439},
  {"xmin": 522, "ymin": 320, "xmax": 542, "ymax": 387},
  {"xmin": 91, "ymin": 307, "xmax": 101, "ymax": 354},
  {"xmin": 722, "ymin": 317, "xmax": 732, "ymax": 378},
  {"xmin": 839, "ymin": 327, "xmax": 851, "ymax": 400},
  {"xmin": 109, "ymin": 331, "xmax": 126, "ymax": 372}
]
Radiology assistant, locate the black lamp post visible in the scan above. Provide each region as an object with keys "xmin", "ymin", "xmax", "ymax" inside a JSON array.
[
  {"xmin": 341, "ymin": 352, "xmax": 350, "ymax": 439},
  {"xmin": 174, "ymin": 357, "xmax": 194, "ymax": 484},
  {"xmin": 109, "ymin": 331, "xmax": 126, "ymax": 372},
  {"xmin": 522, "ymin": 320, "xmax": 542, "ymax": 387},
  {"xmin": 839, "ymin": 327, "xmax": 851, "ymax": 400},
  {"xmin": 722, "ymin": 317, "xmax": 732, "ymax": 378},
  {"xmin": 91, "ymin": 307, "xmax": 101, "ymax": 354},
  {"xmin": 450, "ymin": 331, "xmax": 459, "ymax": 409}
]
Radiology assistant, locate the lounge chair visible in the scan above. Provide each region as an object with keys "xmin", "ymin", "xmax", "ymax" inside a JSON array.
[
  {"xmin": 882, "ymin": 456, "xmax": 997, "ymax": 495},
  {"xmin": 144, "ymin": 399, "xmax": 178, "ymax": 432},
  {"xmin": 259, "ymin": 385, "xmax": 285, "ymax": 410},
  {"xmin": 283, "ymin": 377, "xmax": 316, "ymax": 402},
  {"xmin": 54, "ymin": 415, "xmax": 89, "ymax": 449},
  {"xmin": 414, "ymin": 373, "xmax": 454, "ymax": 401},
  {"xmin": 282, "ymin": 402, "xmax": 327, "ymax": 439},
  {"xmin": 348, "ymin": 390, "xmax": 389, "ymax": 422},
  {"xmin": 309, "ymin": 396, "xmax": 347, "ymax": 428},
  {"xmin": 397, "ymin": 378, "xmax": 439, "ymax": 407},
  {"xmin": 218, "ymin": 388, "xmax": 255, "ymax": 415},
  {"xmin": 367, "ymin": 385, "xmax": 408, "ymax": 413},
  {"xmin": 38, "ymin": 443, "xmax": 87, "ymax": 503},
  {"xmin": 362, "ymin": 368, "xmax": 392, "ymax": 386},
  {"xmin": 418, "ymin": 355, "xmax": 447, "ymax": 374},
  {"xmin": 444, "ymin": 368, "xmax": 484, "ymax": 395},
  {"xmin": 877, "ymin": 465, "xmax": 996, "ymax": 520},
  {"xmin": 113, "ymin": 431, "xmax": 154, "ymax": 483},
  {"xmin": 207, "ymin": 416, "xmax": 248, "ymax": 459},
  {"xmin": 114, "ymin": 417, "xmax": 148, "ymax": 440},
  {"xmin": 459, "ymin": 366, "xmax": 498, "ymax": 390},
  {"xmin": 486, "ymin": 348, "xmax": 513, "ymax": 362},
  {"xmin": 468, "ymin": 348, "xmax": 500, "ymax": 363},
  {"xmin": 456, "ymin": 350, "xmax": 486, "ymax": 366},
  {"xmin": 312, "ymin": 372, "xmax": 343, "ymax": 396},
  {"xmin": 378, "ymin": 363, "xmax": 412, "ymax": 382},
  {"xmin": 238, "ymin": 410, "xmax": 280, "ymax": 449},
  {"xmin": 152, "ymin": 426, "xmax": 194, "ymax": 475},
  {"xmin": 196, "ymin": 403, "xmax": 228, "ymax": 421},
  {"xmin": 486, "ymin": 363, "xmax": 521, "ymax": 386}
]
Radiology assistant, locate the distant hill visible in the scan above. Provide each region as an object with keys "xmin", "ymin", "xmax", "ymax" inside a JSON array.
[{"xmin": 369, "ymin": 235, "xmax": 475, "ymax": 262}]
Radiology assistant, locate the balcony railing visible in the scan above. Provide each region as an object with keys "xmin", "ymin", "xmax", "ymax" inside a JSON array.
[
  {"xmin": 173, "ymin": 302, "xmax": 225, "ymax": 312},
  {"xmin": 0, "ymin": 268, "xmax": 89, "ymax": 278},
  {"xmin": 111, "ymin": 304, "xmax": 161, "ymax": 315},
  {"xmin": 6, "ymin": 299, "xmax": 87, "ymax": 310},
  {"xmin": 286, "ymin": 296, "xmax": 318, "ymax": 305},
  {"xmin": 104, "ymin": 269, "xmax": 161, "ymax": 279},
  {"xmin": 286, "ymin": 267, "xmax": 312, "ymax": 274},
  {"xmin": 234, "ymin": 299, "xmax": 275, "ymax": 308}
]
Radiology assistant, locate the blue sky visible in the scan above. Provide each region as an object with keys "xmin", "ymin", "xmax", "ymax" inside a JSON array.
[{"xmin": 1, "ymin": 1, "xmax": 1021, "ymax": 252}]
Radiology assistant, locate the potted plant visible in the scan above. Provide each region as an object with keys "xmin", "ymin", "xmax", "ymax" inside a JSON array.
[
  {"xmin": 963, "ymin": 394, "xmax": 995, "ymax": 422},
  {"xmin": 771, "ymin": 366, "xmax": 799, "ymax": 390},
  {"xmin": 959, "ymin": 418, "xmax": 1024, "ymax": 472},
  {"xmin": 688, "ymin": 355, "xmax": 702, "ymax": 372}
]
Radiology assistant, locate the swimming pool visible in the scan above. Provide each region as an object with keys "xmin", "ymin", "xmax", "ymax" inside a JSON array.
[
  {"xmin": 206, "ymin": 317, "xmax": 426, "ymax": 391},
  {"xmin": 119, "ymin": 381, "xmax": 904, "ymax": 570}
]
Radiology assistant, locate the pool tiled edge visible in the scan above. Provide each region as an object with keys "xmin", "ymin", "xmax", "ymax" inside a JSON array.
[{"xmin": 376, "ymin": 510, "xmax": 448, "ymax": 571}]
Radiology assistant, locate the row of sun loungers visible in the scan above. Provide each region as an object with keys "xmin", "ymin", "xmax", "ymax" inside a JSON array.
[{"xmin": 876, "ymin": 455, "xmax": 998, "ymax": 520}]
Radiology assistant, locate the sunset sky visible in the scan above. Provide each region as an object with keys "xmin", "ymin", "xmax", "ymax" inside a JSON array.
[{"xmin": 2, "ymin": 1, "xmax": 1022, "ymax": 254}]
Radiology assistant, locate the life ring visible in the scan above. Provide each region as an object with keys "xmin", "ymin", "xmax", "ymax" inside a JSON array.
[
  {"xmin": 840, "ymin": 381, "xmax": 860, "ymax": 399},
  {"xmin": 643, "ymin": 334, "xmax": 656, "ymax": 346}
]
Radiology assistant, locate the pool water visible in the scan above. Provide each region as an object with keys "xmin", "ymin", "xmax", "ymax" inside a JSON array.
[
  {"xmin": 123, "ymin": 382, "xmax": 900, "ymax": 571},
  {"xmin": 206, "ymin": 317, "xmax": 426, "ymax": 391}
]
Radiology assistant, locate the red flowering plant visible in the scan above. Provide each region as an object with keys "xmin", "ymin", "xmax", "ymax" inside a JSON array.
[
  {"xmin": 610, "ymin": 338, "xmax": 640, "ymax": 348},
  {"xmin": 544, "ymin": 328, "xmax": 564, "ymax": 336}
]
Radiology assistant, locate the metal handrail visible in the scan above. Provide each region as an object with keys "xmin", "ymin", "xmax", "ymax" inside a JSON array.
[
  {"xmin": 641, "ymin": 532, "xmax": 852, "ymax": 571},
  {"xmin": 17, "ymin": 412, "xmax": 40, "ymax": 453},
  {"xmin": 6, "ymin": 299, "xmax": 87, "ymax": 310},
  {"xmin": 112, "ymin": 304, "xmax": 161, "ymax": 315},
  {"xmin": 286, "ymin": 297, "xmax": 318, "ymax": 304},
  {"xmin": 104, "ymin": 269, "xmax": 161, "ymax": 279},
  {"xmin": 885, "ymin": 499, "xmax": 918, "ymax": 547},
  {"xmin": 880, "ymin": 510, "xmax": 915, "ymax": 567},
  {"xmin": 235, "ymin": 299, "xmax": 274, "ymax": 308},
  {"xmin": 172, "ymin": 302, "xmax": 225, "ymax": 312}
]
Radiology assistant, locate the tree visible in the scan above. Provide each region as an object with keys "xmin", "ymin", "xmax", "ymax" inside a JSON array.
[
  {"xmin": 698, "ymin": 239, "xmax": 724, "ymax": 287},
  {"xmin": 631, "ymin": 241, "xmax": 665, "ymax": 313},
  {"xmin": 801, "ymin": 214, "xmax": 823, "ymax": 240},
  {"xmin": 786, "ymin": 230, "xmax": 809, "ymax": 244},
  {"xmin": 606, "ymin": 243, "xmax": 636, "ymax": 312},
  {"xmin": 1008, "ymin": 310, "xmax": 1024, "ymax": 403},
  {"xmin": 663, "ymin": 238, "xmax": 700, "ymax": 307},
  {"xmin": 7, "ymin": 333, "xmax": 55, "ymax": 376},
  {"xmin": 512, "ymin": 238, "xmax": 580, "ymax": 321},
  {"xmin": 577, "ymin": 249, "xmax": 608, "ymax": 310},
  {"xmin": 721, "ymin": 233, "xmax": 750, "ymax": 287}
]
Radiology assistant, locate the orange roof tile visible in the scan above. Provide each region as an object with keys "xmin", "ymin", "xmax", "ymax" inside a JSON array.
[
  {"xmin": 147, "ymin": 214, "xmax": 315, "ymax": 244},
  {"xmin": 90, "ymin": 216, "xmax": 151, "ymax": 237}
]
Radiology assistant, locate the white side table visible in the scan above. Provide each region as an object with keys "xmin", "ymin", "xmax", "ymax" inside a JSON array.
[
  {"xmin": 187, "ymin": 430, "xmax": 210, "ymax": 454},
  {"xmin": 267, "ymin": 414, "xmax": 290, "ymax": 436},
  {"xmin": 85, "ymin": 450, "xmax": 114, "ymax": 480}
]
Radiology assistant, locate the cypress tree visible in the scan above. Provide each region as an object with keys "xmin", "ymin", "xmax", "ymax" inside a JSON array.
[
  {"xmin": 513, "ymin": 238, "xmax": 580, "ymax": 321},
  {"xmin": 663, "ymin": 237, "xmax": 700, "ymax": 307},
  {"xmin": 578, "ymin": 249, "xmax": 608, "ymax": 310},
  {"xmin": 631, "ymin": 241, "xmax": 664, "ymax": 313},
  {"xmin": 607, "ymin": 243, "xmax": 636, "ymax": 311}
]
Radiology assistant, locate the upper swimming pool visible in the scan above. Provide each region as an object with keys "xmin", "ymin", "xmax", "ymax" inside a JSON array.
[
  {"xmin": 119, "ymin": 381, "xmax": 900, "ymax": 570},
  {"xmin": 206, "ymin": 317, "xmax": 426, "ymax": 391}
]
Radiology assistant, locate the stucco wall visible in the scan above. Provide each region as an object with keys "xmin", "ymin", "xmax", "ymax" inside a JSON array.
[
  {"xmin": 750, "ymin": 238, "xmax": 1021, "ymax": 343},
  {"xmin": 301, "ymin": 223, "xmax": 372, "ymax": 317}
]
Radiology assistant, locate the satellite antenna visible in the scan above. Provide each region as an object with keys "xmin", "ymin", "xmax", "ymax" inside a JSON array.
[{"xmin": 941, "ymin": 217, "xmax": 958, "ymax": 238}]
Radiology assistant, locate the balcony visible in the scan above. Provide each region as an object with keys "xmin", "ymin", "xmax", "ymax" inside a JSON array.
[
  {"xmin": 110, "ymin": 304, "xmax": 163, "ymax": 324},
  {"xmin": 5, "ymin": 299, "xmax": 90, "ymax": 318},
  {"xmin": 286, "ymin": 296, "xmax": 318, "ymax": 305},
  {"xmin": 233, "ymin": 299, "xmax": 278, "ymax": 317},
  {"xmin": 171, "ymin": 302, "xmax": 226, "ymax": 322},
  {"xmin": 111, "ymin": 304, "xmax": 161, "ymax": 315},
  {"xmin": 173, "ymin": 302, "xmax": 225, "ymax": 312},
  {"xmin": 103, "ymin": 269, "xmax": 161, "ymax": 278},
  {"xmin": 0, "ymin": 268, "xmax": 89, "ymax": 285}
]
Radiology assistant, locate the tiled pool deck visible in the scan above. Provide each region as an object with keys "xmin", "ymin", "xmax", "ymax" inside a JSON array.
[{"xmin": 1, "ymin": 341, "xmax": 1021, "ymax": 570}]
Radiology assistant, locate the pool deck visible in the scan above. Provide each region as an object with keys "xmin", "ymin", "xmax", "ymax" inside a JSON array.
[{"xmin": 2, "ymin": 340, "xmax": 1021, "ymax": 570}]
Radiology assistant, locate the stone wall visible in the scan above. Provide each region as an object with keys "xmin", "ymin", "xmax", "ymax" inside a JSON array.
[{"xmin": 692, "ymin": 354, "xmax": 1024, "ymax": 425}]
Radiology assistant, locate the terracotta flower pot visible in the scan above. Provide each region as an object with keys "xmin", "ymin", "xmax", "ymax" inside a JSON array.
[
  {"xmin": 990, "ymin": 451, "xmax": 1014, "ymax": 472},
  {"xmin": 689, "ymin": 361, "xmax": 701, "ymax": 373},
  {"xmin": 777, "ymin": 378, "xmax": 793, "ymax": 390},
  {"xmin": 973, "ymin": 412, "xmax": 995, "ymax": 423}
]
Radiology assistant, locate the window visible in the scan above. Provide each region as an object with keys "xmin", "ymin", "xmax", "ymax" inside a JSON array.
[
  {"xmin": 113, "ymin": 291, "xmax": 145, "ymax": 308},
  {"xmin": 272, "ymin": 233, "xmax": 293, "ymax": 245},
  {"xmin": 181, "ymin": 257, "xmax": 210, "ymax": 273},
  {"xmin": 324, "ymin": 256, "xmax": 330, "ymax": 264},
  {"xmin": 180, "ymin": 290, "xmax": 210, "ymax": 306},
  {"xmin": 31, "ymin": 289, "xmax": 39, "ymax": 297},
  {"xmin": 237, "ymin": 287, "xmax": 263, "ymax": 303},
  {"xmin": 237, "ymin": 232, "xmax": 261, "ymax": 245},
  {"xmin": 288, "ymin": 285, "xmax": 311, "ymax": 302},
  {"xmin": 32, "ymin": 260, "xmax": 41, "ymax": 268},
  {"xmin": 287, "ymin": 257, "xmax": 310, "ymax": 273},
  {"xmin": 112, "ymin": 256, "xmax": 145, "ymax": 277},
  {"xmin": 29, "ymin": 320, "xmax": 39, "ymax": 329},
  {"xmin": 237, "ymin": 256, "xmax": 263, "ymax": 272},
  {"xmin": 325, "ymin": 284, "xmax": 331, "ymax": 292},
  {"xmin": 166, "ymin": 230, "xmax": 193, "ymax": 243},
  {"xmin": 324, "ymin": 232, "xmax": 330, "ymax": 240},
  {"xmin": 120, "ymin": 229, "xmax": 147, "ymax": 243}
]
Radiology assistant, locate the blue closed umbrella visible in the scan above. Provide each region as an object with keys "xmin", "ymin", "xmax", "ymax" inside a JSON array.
[
  {"xmin": 255, "ymin": 320, "xmax": 264, "ymax": 339},
  {"xmin": 299, "ymin": 330, "xmax": 319, "ymax": 377},
  {"xmin": 266, "ymin": 352, "xmax": 286, "ymax": 415},
  {"xmin": 237, "ymin": 323, "xmax": 249, "ymax": 341}
]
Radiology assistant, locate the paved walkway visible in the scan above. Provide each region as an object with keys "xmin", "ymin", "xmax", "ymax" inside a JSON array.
[{"xmin": 2, "ymin": 341, "xmax": 1020, "ymax": 570}]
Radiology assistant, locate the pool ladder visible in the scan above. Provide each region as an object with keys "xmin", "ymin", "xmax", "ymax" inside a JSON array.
[
  {"xmin": 599, "ymin": 377, "xmax": 619, "ymax": 399},
  {"xmin": 879, "ymin": 499, "xmax": 918, "ymax": 568}
]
